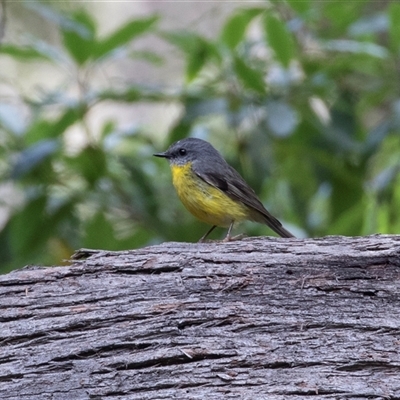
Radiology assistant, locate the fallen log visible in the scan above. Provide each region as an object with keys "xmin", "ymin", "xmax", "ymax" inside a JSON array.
[{"xmin": 1, "ymin": 235, "xmax": 400, "ymax": 399}]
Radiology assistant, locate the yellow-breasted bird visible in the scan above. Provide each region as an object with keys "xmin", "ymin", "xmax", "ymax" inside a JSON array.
[{"xmin": 154, "ymin": 138, "xmax": 295, "ymax": 241}]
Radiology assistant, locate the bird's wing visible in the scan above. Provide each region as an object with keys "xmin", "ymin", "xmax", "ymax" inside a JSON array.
[
  {"xmin": 194, "ymin": 164, "xmax": 295, "ymax": 238},
  {"xmin": 194, "ymin": 165, "xmax": 273, "ymax": 219}
]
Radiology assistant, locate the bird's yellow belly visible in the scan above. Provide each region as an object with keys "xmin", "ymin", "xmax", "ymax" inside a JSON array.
[{"xmin": 171, "ymin": 163, "xmax": 248, "ymax": 227}]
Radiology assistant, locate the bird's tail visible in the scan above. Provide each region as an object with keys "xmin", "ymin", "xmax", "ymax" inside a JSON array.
[
  {"xmin": 260, "ymin": 214, "xmax": 296, "ymax": 238},
  {"xmin": 271, "ymin": 223, "xmax": 295, "ymax": 238}
]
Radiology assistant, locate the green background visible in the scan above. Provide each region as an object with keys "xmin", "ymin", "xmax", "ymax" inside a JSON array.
[{"xmin": 1, "ymin": 1, "xmax": 400, "ymax": 272}]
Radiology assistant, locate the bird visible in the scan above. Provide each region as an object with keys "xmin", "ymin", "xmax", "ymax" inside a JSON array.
[{"xmin": 154, "ymin": 138, "xmax": 295, "ymax": 241}]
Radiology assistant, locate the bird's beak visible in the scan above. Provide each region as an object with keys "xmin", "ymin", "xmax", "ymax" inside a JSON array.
[{"xmin": 153, "ymin": 151, "xmax": 170, "ymax": 158}]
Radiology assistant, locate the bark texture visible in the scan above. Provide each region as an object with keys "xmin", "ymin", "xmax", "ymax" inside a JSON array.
[{"xmin": 1, "ymin": 235, "xmax": 400, "ymax": 399}]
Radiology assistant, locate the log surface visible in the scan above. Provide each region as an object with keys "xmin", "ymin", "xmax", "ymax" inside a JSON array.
[{"xmin": 1, "ymin": 235, "xmax": 400, "ymax": 399}]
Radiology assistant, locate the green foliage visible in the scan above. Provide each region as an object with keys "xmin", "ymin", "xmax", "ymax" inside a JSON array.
[
  {"xmin": 264, "ymin": 13, "xmax": 296, "ymax": 67},
  {"xmin": 389, "ymin": 3, "xmax": 400, "ymax": 54},
  {"xmin": 220, "ymin": 8, "xmax": 264, "ymax": 49},
  {"xmin": 161, "ymin": 31, "xmax": 217, "ymax": 83},
  {"xmin": 1, "ymin": 1, "xmax": 400, "ymax": 272}
]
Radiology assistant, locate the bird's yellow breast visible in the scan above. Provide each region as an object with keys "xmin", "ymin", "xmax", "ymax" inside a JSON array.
[{"xmin": 170, "ymin": 162, "xmax": 249, "ymax": 227}]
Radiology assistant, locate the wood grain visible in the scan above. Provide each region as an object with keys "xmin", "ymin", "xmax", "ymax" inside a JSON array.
[{"xmin": 1, "ymin": 235, "xmax": 400, "ymax": 399}]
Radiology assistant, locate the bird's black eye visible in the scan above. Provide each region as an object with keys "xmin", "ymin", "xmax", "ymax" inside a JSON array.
[{"xmin": 179, "ymin": 148, "xmax": 187, "ymax": 156}]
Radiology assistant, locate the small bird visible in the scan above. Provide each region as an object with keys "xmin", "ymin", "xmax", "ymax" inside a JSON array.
[{"xmin": 154, "ymin": 138, "xmax": 295, "ymax": 241}]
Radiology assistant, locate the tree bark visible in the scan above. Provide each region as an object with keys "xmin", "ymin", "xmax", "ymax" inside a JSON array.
[{"xmin": 1, "ymin": 235, "xmax": 400, "ymax": 399}]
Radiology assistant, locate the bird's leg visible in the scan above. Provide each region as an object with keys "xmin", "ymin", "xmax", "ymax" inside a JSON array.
[
  {"xmin": 223, "ymin": 221, "xmax": 234, "ymax": 241},
  {"xmin": 198, "ymin": 225, "xmax": 217, "ymax": 242},
  {"xmin": 222, "ymin": 221, "xmax": 246, "ymax": 242}
]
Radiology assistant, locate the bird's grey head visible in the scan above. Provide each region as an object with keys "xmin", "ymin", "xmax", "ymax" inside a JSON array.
[{"xmin": 153, "ymin": 138, "xmax": 223, "ymax": 166}]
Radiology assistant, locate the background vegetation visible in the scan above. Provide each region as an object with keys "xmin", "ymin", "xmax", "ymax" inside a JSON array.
[{"xmin": 1, "ymin": 0, "xmax": 400, "ymax": 272}]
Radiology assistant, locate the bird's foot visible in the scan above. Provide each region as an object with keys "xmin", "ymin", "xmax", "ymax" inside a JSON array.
[{"xmin": 222, "ymin": 233, "xmax": 246, "ymax": 242}]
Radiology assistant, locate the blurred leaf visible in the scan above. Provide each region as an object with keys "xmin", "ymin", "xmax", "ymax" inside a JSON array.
[
  {"xmin": 322, "ymin": 2, "xmax": 368, "ymax": 36},
  {"xmin": 100, "ymin": 120, "xmax": 116, "ymax": 141},
  {"xmin": 125, "ymin": 228, "xmax": 155, "ymax": 248},
  {"xmin": 9, "ymin": 195, "xmax": 47, "ymax": 256},
  {"xmin": 82, "ymin": 212, "xmax": 117, "ymax": 249},
  {"xmin": 121, "ymin": 160, "xmax": 159, "ymax": 219},
  {"xmin": 0, "ymin": 44, "xmax": 51, "ymax": 61},
  {"xmin": 11, "ymin": 139, "xmax": 60, "ymax": 179},
  {"xmin": 99, "ymin": 87, "xmax": 142, "ymax": 102},
  {"xmin": 94, "ymin": 15, "xmax": 159, "ymax": 59},
  {"xmin": 286, "ymin": 0, "xmax": 310, "ymax": 14},
  {"xmin": 327, "ymin": 200, "xmax": 365, "ymax": 236},
  {"xmin": 61, "ymin": 10, "xmax": 96, "ymax": 65},
  {"xmin": 8, "ymin": 195, "xmax": 74, "ymax": 258},
  {"xmin": 83, "ymin": 211, "xmax": 154, "ymax": 250},
  {"xmin": 0, "ymin": 224, "xmax": 12, "ymax": 272},
  {"xmin": 389, "ymin": 3, "xmax": 400, "ymax": 54},
  {"xmin": 25, "ymin": 107, "xmax": 85, "ymax": 145},
  {"xmin": 186, "ymin": 39, "xmax": 210, "ymax": 82},
  {"xmin": 362, "ymin": 120, "xmax": 391, "ymax": 160},
  {"xmin": 10, "ymin": 195, "xmax": 73, "ymax": 262},
  {"xmin": 264, "ymin": 14, "xmax": 295, "ymax": 67},
  {"xmin": 233, "ymin": 56, "xmax": 266, "ymax": 94},
  {"xmin": 130, "ymin": 50, "xmax": 164, "ymax": 65},
  {"xmin": 168, "ymin": 118, "xmax": 192, "ymax": 143},
  {"xmin": 66, "ymin": 146, "xmax": 107, "ymax": 186},
  {"xmin": 220, "ymin": 8, "xmax": 264, "ymax": 49},
  {"xmin": 162, "ymin": 31, "xmax": 216, "ymax": 81},
  {"xmin": 52, "ymin": 105, "xmax": 86, "ymax": 134},
  {"xmin": 98, "ymin": 86, "xmax": 166, "ymax": 102},
  {"xmin": 330, "ymin": 163, "xmax": 364, "ymax": 223},
  {"xmin": 161, "ymin": 30, "xmax": 200, "ymax": 54}
]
